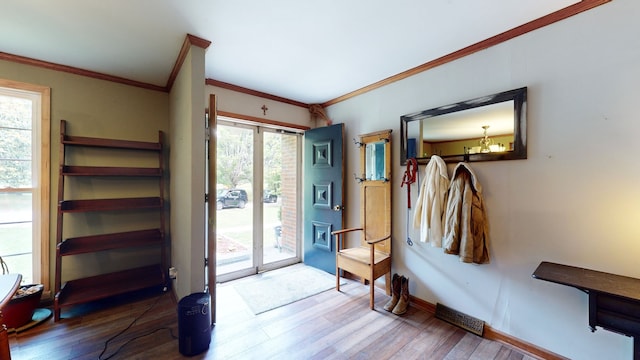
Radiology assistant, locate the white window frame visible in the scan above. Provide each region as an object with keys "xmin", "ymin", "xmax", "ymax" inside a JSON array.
[{"xmin": 0, "ymin": 79, "xmax": 51, "ymax": 297}]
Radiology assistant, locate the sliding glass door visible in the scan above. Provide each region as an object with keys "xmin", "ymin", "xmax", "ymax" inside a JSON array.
[
  {"xmin": 261, "ymin": 130, "xmax": 299, "ymax": 267},
  {"xmin": 215, "ymin": 120, "xmax": 300, "ymax": 282},
  {"xmin": 215, "ymin": 123, "xmax": 254, "ymax": 279}
]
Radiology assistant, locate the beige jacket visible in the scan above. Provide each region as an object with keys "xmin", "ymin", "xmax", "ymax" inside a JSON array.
[
  {"xmin": 413, "ymin": 155, "xmax": 449, "ymax": 247},
  {"xmin": 443, "ymin": 162, "xmax": 490, "ymax": 264}
]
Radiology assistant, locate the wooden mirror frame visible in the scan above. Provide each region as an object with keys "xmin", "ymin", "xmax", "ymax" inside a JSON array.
[{"xmin": 358, "ymin": 129, "xmax": 392, "ymax": 183}]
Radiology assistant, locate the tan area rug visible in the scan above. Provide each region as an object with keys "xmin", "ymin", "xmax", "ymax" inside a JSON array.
[{"xmin": 233, "ymin": 264, "xmax": 340, "ymax": 315}]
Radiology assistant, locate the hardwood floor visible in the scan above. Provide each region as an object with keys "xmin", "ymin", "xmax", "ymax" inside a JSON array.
[{"xmin": 9, "ymin": 270, "xmax": 536, "ymax": 359}]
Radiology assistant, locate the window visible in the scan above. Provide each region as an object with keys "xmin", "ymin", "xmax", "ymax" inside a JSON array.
[{"xmin": 0, "ymin": 80, "xmax": 50, "ymax": 294}]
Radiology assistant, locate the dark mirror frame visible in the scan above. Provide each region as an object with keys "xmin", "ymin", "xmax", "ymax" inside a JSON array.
[{"xmin": 400, "ymin": 87, "xmax": 527, "ymax": 165}]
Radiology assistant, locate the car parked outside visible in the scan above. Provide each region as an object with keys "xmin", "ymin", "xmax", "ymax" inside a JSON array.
[
  {"xmin": 263, "ymin": 190, "xmax": 277, "ymax": 203},
  {"xmin": 216, "ymin": 189, "xmax": 248, "ymax": 210}
]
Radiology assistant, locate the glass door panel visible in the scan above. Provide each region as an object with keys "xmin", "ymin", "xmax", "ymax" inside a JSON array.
[
  {"xmin": 262, "ymin": 131, "xmax": 298, "ymax": 266},
  {"xmin": 216, "ymin": 124, "xmax": 254, "ymax": 277},
  {"xmin": 215, "ymin": 120, "xmax": 301, "ymax": 282}
]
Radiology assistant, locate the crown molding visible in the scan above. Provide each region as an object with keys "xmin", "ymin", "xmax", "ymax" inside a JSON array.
[
  {"xmin": 0, "ymin": 0, "xmax": 611, "ymax": 106},
  {"xmin": 322, "ymin": 0, "xmax": 612, "ymax": 107},
  {"xmin": 166, "ymin": 34, "xmax": 212, "ymax": 91},
  {"xmin": 206, "ymin": 79, "xmax": 309, "ymax": 108},
  {"xmin": 0, "ymin": 33, "xmax": 213, "ymax": 93},
  {"xmin": 0, "ymin": 51, "xmax": 167, "ymax": 92}
]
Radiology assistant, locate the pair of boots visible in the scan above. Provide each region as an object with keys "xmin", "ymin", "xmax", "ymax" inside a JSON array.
[{"xmin": 384, "ymin": 273, "xmax": 409, "ymax": 315}]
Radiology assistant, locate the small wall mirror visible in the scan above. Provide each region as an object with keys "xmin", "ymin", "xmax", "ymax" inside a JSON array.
[
  {"xmin": 359, "ymin": 129, "xmax": 392, "ymax": 182},
  {"xmin": 400, "ymin": 87, "xmax": 527, "ymax": 165},
  {"xmin": 365, "ymin": 141, "xmax": 386, "ymax": 181}
]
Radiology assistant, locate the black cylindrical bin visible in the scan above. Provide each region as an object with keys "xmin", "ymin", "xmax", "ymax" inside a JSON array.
[{"xmin": 178, "ymin": 292, "xmax": 212, "ymax": 356}]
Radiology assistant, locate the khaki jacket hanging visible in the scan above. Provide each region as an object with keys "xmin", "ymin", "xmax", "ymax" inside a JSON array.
[{"xmin": 443, "ymin": 162, "xmax": 490, "ymax": 264}]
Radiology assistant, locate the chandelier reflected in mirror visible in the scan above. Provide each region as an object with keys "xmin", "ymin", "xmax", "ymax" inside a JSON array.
[
  {"xmin": 479, "ymin": 125, "xmax": 493, "ymax": 153},
  {"xmin": 478, "ymin": 125, "xmax": 506, "ymax": 153}
]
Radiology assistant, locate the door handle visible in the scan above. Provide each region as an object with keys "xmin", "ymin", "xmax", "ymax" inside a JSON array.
[{"xmin": 333, "ymin": 205, "xmax": 343, "ymax": 212}]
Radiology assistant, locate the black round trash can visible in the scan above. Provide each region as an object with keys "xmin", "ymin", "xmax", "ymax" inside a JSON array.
[{"xmin": 178, "ymin": 292, "xmax": 212, "ymax": 356}]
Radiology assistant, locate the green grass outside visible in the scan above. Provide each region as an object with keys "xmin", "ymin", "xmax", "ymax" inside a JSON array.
[{"xmin": 216, "ymin": 203, "xmax": 280, "ymax": 248}]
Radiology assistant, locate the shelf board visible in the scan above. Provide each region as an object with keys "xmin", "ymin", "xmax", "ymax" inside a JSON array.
[
  {"xmin": 55, "ymin": 265, "xmax": 166, "ymax": 308},
  {"xmin": 59, "ymin": 197, "xmax": 162, "ymax": 212},
  {"xmin": 61, "ymin": 165, "xmax": 162, "ymax": 177},
  {"xmin": 62, "ymin": 135, "xmax": 161, "ymax": 151},
  {"xmin": 58, "ymin": 229, "xmax": 163, "ymax": 256},
  {"xmin": 533, "ymin": 261, "xmax": 640, "ymax": 301}
]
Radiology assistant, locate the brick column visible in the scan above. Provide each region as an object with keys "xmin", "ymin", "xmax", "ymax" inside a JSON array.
[{"xmin": 280, "ymin": 135, "xmax": 298, "ymax": 252}]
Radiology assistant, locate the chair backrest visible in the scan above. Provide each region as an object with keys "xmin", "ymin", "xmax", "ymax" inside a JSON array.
[{"xmin": 358, "ymin": 130, "xmax": 392, "ymax": 254}]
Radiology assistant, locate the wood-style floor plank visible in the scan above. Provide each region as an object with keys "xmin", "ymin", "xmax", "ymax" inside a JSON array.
[{"xmin": 9, "ymin": 267, "xmax": 534, "ymax": 360}]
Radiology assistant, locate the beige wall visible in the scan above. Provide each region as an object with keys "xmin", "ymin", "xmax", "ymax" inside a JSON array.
[
  {"xmin": 207, "ymin": 85, "xmax": 310, "ymax": 128},
  {"xmin": 0, "ymin": 59, "xmax": 169, "ymax": 289},
  {"xmin": 169, "ymin": 46, "xmax": 207, "ymax": 299},
  {"xmin": 0, "ymin": 49, "xmax": 307, "ymax": 303},
  {"xmin": 325, "ymin": 1, "xmax": 639, "ymax": 359}
]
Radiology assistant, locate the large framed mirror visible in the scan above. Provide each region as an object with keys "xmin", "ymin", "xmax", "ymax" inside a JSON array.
[{"xmin": 400, "ymin": 87, "xmax": 527, "ymax": 165}]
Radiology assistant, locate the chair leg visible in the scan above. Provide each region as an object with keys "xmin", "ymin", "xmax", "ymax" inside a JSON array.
[
  {"xmin": 336, "ymin": 264, "xmax": 340, "ymax": 292},
  {"xmin": 370, "ymin": 281, "xmax": 375, "ymax": 310},
  {"xmin": 385, "ymin": 271, "xmax": 392, "ymax": 296},
  {"xmin": 370, "ymin": 266, "xmax": 375, "ymax": 310}
]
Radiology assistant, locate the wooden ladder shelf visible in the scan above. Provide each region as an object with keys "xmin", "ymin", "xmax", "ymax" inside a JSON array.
[{"xmin": 54, "ymin": 120, "xmax": 168, "ymax": 321}]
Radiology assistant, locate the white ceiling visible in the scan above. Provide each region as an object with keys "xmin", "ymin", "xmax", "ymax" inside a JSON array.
[{"xmin": 1, "ymin": 1, "xmax": 579, "ymax": 104}]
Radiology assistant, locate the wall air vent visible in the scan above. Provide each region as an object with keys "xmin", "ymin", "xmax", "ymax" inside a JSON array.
[{"xmin": 435, "ymin": 303, "xmax": 485, "ymax": 336}]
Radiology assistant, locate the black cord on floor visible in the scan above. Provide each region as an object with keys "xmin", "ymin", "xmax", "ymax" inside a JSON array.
[{"xmin": 98, "ymin": 293, "xmax": 178, "ymax": 360}]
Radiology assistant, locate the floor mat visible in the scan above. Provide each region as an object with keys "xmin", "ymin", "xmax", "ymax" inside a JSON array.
[{"xmin": 233, "ymin": 265, "xmax": 339, "ymax": 315}]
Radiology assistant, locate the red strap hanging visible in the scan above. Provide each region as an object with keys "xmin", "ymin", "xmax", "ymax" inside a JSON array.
[{"xmin": 401, "ymin": 158, "xmax": 418, "ymax": 208}]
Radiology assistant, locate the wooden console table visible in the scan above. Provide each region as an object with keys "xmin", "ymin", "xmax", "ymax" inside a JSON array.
[{"xmin": 532, "ymin": 261, "xmax": 640, "ymax": 360}]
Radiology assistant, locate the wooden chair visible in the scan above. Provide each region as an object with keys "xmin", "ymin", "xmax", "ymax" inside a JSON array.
[{"xmin": 332, "ymin": 129, "xmax": 392, "ymax": 309}]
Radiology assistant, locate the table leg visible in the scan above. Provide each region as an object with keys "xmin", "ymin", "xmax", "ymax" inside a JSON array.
[{"xmin": 0, "ymin": 324, "xmax": 10, "ymax": 360}]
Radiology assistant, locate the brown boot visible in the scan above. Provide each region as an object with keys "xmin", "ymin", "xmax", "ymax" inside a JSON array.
[
  {"xmin": 383, "ymin": 274, "xmax": 401, "ymax": 312},
  {"xmin": 392, "ymin": 276, "xmax": 409, "ymax": 315}
]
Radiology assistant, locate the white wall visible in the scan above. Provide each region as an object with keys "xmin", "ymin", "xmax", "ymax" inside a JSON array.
[{"xmin": 326, "ymin": 1, "xmax": 640, "ymax": 359}]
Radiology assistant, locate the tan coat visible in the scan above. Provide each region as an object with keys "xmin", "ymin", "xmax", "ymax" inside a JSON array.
[{"xmin": 443, "ymin": 162, "xmax": 490, "ymax": 264}]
